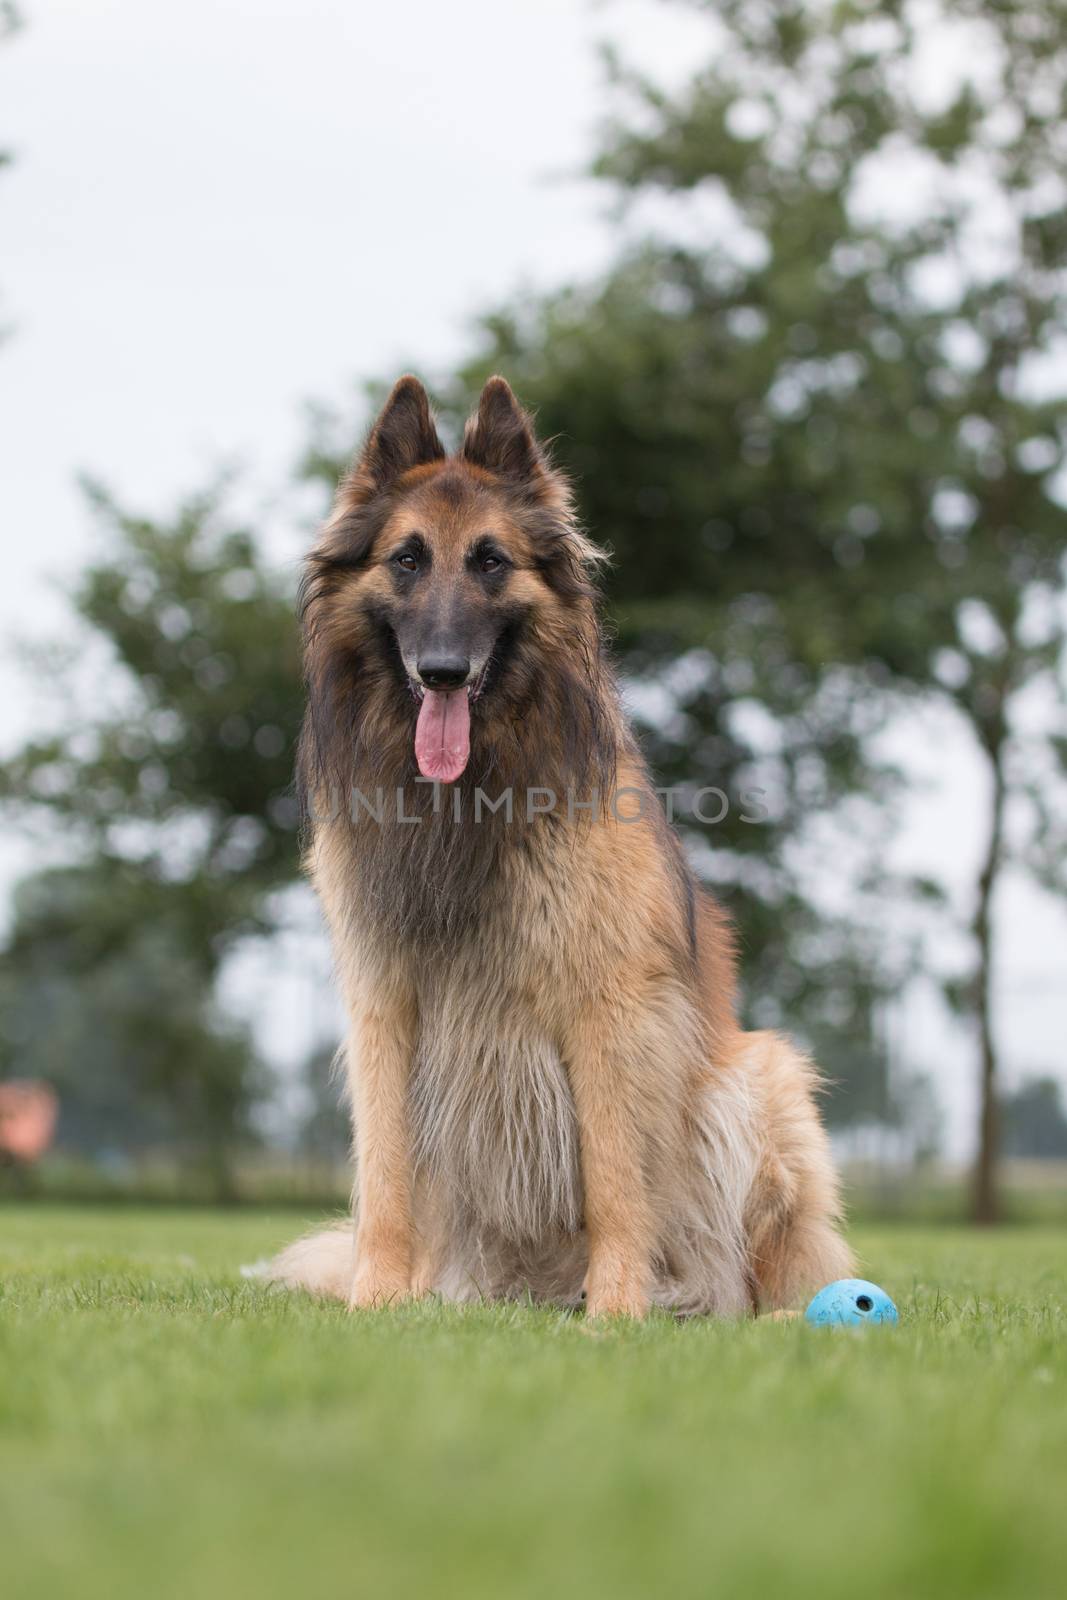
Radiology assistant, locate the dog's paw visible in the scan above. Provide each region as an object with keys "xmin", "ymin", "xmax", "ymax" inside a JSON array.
[
  {"xmin": 348, "ymin": 1263, "xmax": 412, "ymax": 1311},
  {"xmin": 583, "ymin": 1279, "xmax": 649, "ymax": 1320},
  {"xmin": 409, "ymin": 1262, "xmax": 437, "ymax": 1300}
]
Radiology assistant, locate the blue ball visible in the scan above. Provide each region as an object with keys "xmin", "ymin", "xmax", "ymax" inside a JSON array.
[{"xmin": 804, "ymin": 1278, "xmax": 899, "ymax": 1328}]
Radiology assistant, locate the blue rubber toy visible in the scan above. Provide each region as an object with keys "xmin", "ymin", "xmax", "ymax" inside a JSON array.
[{"xmin": 804, "ymin": 1278, "xmax": 898, "ymax": 1327}]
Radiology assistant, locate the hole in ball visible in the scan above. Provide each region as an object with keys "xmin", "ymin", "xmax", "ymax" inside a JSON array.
[{"xmin": 855, "ymin": 1294, "xmax": 873, "ymax": 1312}]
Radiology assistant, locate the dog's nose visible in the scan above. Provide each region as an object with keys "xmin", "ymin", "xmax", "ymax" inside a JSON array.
[{"xmin": 417, "ymin": 654, "xmax": 470, "ymax": 690}]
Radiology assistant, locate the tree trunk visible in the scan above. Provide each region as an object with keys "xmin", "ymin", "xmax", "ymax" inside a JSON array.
[{"xmin": 972, "ymin": 738, "xmax": 1006, "ymax": 1225}]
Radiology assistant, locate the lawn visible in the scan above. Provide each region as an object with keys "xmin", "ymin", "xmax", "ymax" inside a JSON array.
[{"xmin": 1, "ymin": 1207, "xmax": 1064, "ymax": 1600}]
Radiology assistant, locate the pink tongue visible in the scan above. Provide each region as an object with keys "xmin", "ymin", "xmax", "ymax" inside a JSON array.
[{"xmin": 415, "ymin": 689, "xmax": 471, "ymax": 783}]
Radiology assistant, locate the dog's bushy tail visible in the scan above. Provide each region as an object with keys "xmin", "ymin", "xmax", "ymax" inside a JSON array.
[{"xmin": 268, "ymin": 1219, "xmax": 354, "ymax": 1301}]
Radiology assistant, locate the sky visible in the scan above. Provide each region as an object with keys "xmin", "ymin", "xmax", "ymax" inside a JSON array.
[
  {"xmin": 2, "ymin": 0, "xmax": 1065, "ymax": 1160},
  {"xmin": 1, "ymin": 0, "xmax": 676, "ymax": 632}
]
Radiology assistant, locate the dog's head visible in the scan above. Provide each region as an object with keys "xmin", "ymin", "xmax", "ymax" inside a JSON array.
[{"xmin": 302, "ymin": 376, "xmax": 607, "ymax": 788}]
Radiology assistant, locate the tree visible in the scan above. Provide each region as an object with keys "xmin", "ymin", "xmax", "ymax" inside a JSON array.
[
  {"xmin": 2, "ymin": 484, "xmax": 302, "ymax": 908},
  {"xmin": 0, "ymin": 485, "xmax": 304, "ymax": 1177},
  {"xmin": 366, "ymin": 0, "xmax": 1063, "ymax": 1216}
]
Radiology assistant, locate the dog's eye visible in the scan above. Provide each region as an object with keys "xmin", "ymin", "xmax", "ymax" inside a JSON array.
[
  {"xmin": 395, "ymin": 552, "xmax": 419, "ymax": 573},
  {"xmin": 480, "ymin": 554, "xmax": 502, "ymax": 574}
]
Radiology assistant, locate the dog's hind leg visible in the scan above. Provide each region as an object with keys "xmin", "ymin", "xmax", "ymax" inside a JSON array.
[
  {"xmin": 746, "ymin": 1158, "xmax": 854, "ymax": 1311},
  {"xmin": 740, "ymin": 1032, "xmax": 854, "ymax": 1310}
]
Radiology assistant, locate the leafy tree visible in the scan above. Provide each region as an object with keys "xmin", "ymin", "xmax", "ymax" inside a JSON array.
[
  {"xmin": 0, "ymin": 486, "xmax": 303, "ymax": 1175},
  {"xmin": 342, "ymin": 0, "xmax": 1063, "ymax": 1216},
  {"xmin": 2, "ymin": 484, "xmax": 302, "ymax": 907}
]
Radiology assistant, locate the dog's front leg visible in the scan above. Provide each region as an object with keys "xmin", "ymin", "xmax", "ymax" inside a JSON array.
[
  {"xmin": 565, "ymin": 1003, "xmax": 654, "ymax": 1319},
  {"xmin": 347, "ymin": 991, "xmax": 418, "ymax": 1310}
]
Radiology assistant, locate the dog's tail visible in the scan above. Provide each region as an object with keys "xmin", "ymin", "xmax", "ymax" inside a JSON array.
[{"xmin": 268, "ymin": 1219, "xmax": 354, "ymax": 1301}]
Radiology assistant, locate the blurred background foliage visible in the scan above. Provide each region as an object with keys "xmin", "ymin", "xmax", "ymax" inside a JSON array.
[{"xmin": 2, "ymin": 0, "xmax": 1066, "ymax": 1213}]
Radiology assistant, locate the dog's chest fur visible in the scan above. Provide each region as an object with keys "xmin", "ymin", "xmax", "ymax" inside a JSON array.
[
  {"xmin": 404, "ymin": 832, "xmax": 585, "ymax": 1243},
  {"xmin": 410, "ymin": 973, "xmax": 582, "ymax": 1241}
]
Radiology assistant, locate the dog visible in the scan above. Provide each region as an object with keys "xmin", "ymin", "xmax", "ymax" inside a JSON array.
[{"xmin": 270, "ymin": 375, "xmax": 852, "ymax": 1316}]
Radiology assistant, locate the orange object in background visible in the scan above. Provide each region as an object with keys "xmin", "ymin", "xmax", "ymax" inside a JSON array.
[{"xmin": 0, "ymin": 1080, "xmax": 58, "ymax": 1163}]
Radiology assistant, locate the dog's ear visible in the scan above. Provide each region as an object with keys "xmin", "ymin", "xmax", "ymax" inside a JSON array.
[
  {"xmin": 310, "ymin": 378, "xmax": 444, "ymax": 573},
  {"xmin": 351, "ymin": 375, "xmax": 445, "ymax": 496},
  {"xmin": 462, "ymin": 376, "xmax": 544, "ymax": 482},
  {"xmin": 462, "ymin": 375, "xmax": 605, "ymax": 597}
]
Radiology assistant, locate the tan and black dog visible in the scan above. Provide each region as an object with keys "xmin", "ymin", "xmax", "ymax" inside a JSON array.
[{"xmin": 271, "ymin": 375, "xmax": 851, "ymax": 1317}]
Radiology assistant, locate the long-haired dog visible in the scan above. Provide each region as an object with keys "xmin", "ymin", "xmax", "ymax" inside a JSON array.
[{"xmin": 271, "ymin": 375, "xmax": 851, "ymax": 1316}]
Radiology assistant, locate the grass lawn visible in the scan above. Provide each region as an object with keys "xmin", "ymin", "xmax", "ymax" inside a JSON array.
[{"xmin": 1, "ymin": 1207, "xmax": 1065, "ymax": 1600}]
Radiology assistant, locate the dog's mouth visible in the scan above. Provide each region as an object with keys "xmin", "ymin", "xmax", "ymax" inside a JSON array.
[{"xmin": 409, "ymin": 662, "xmax": 490, "ymax": 784}]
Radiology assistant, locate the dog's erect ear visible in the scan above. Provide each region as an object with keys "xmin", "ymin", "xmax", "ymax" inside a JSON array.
[
  {"xmin": 461, "ymin": 374, "xmax": 603, "ymax": 592},
  {"xmin": 311, "ymin": 377, "xmax": 444, "ymax": 571},
  {"xmin": 462, "ymin": 376, "xmax": 543, "ymax": 482},
  {"xmin": 353, "ymin": 375, "xmax": 445, "ymax": 494}
]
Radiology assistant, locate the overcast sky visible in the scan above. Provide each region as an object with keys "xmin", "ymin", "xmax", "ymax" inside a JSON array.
[
  {"xmin": 2, "ymin": 0, "xmax": 1064, "ymax": 1159},
  {"xmin": 2, "ymin": 0, "xmax": 689, "ymax": 630}
]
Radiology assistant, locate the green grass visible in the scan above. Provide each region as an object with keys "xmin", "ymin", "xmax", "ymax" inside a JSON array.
[{"xmin": 1, "ymin": 1208, "xmax": 1065, "ymax": 1600}]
